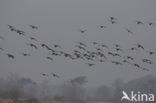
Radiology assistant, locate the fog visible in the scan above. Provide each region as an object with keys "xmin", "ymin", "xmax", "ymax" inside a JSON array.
[
  {"xmin": 0, "ymin": 73, "xmax": 156, "ymax": 103},
  {"xmin": 0, "ymin": 0, "xmax": 156, "ymax": 88}
]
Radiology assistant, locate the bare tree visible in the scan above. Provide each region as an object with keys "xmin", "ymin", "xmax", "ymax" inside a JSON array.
[
  {"xmin": 110, "ymin": 78, "xmax": 124, "ymax": 103},
  {"xmin": 95, "ymin": 85, "xmax": 110, "ymax": 102},
  {"xmin": 40, "ymin": 79, "xmax": 52, "ymax": 101},
  {"xmin": 62, "ymin": 76, "xmax": 87, "ymax": 103},
  {"xmin": 3, "ymin": 73, "xmax": 23, "ymax": 101}
]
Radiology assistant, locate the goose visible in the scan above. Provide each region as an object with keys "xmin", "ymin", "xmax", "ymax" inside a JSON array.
[
  {"xmin": 29, "ymin": 25, "xmax": 38, "ymax": 29},
  {"xmin": 30, "ymin": 37, "xmax": 37, "ymax": 41},
  {"xmin": 28, "ymin": 43, "xmax": 37, "ymax": 49},
  {"xmin": 136, "ymin": 21, "xmax": 143, "ymax": 24},
  {"xmin": 86, "ymin": 63, "xmax": 95, "ymax": 67},
  {"xmin": 51, "ymin": 73, "xmax": 60, "ymax": 78},
  {"xmin": 148, "ymin": 22, "xmax": 155, "ymax": 26},
  {"xmin": 136, "ymin": 44, "xmax": 144, "ymax": 50},
  {"xmin": 79, "ymin": 30, "xmax": 86, "ymax": 33},
  {"xmin": 7, "ymin": 54, "xmax": 15, "ymax": 59},
  {"xmin": 126, "ymin": 29, "xmax": 133, "ymax": 34},
  {"xmin": 46, "ymin": 56, "xmax": 53, "ymax": 61}
]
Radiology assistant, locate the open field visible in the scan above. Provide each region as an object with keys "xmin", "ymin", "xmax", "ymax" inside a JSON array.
[
  {"xmin": 0, "ymin": 99, "xmax": 58, "ymax": 103},
  {"xmin": 0, "ymin": 100, "xmax": 110, "ymax": 103},
  {"xmin": 0, "ymin": 99, "xmax": 112, "ymax": 103}
]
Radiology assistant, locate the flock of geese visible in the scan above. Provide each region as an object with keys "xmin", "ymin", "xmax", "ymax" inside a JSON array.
[{"xmin": 0, "ymin": 17, "xmax": 156, "ymax": 78}]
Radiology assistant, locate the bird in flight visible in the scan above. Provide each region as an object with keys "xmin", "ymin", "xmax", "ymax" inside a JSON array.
[
  {"xmin": 41, "ymin": 43, "xmax": 49, "ymax": 49},
  {"xmin": 75, "ymin": 45, "xmax": 86, "ymax": 51},
  {"xmin": 133, "ymin": 63, "xmax": 140, "ymax": 68},
  {"xmin": 46, "ymin": 56, "xmax": 53, "ymax": 61},
  {"xmin": 6, "ymin": 54, "xmax": 15, "ymax": 59},
  {"xmin": 41, "ymin": 44, "xmax": 54, "ymax": 52},
  {"xmin": 110, "ymin": 20, "xmax": 117, "ymax": 24},
  {"xmin": 29, "ymin": 25, "xmax": 38, "ymax": 29},
  {"xmin": 21, "ymin": 53, "xmax": 31, "ymax": 56},
  {"xmin": 136, "ymin": 21, "xmax": 143, "ymax": 25},
  {"xmin": 92, "ymin": 42, "xmax": 98, "ymax": 45},
  {"xmin": 77, "ymin": 42, "xmax": 87, "ymax": 47},
  {"xmin": 7, "ymin": 25, "xmax": 16, "ymax": 32},
  {"xmin": 30, "ymin": 37, "xmax": 38, "ymax": 42},
  {"xmin": 109, "ymin": 17, "xmax": 117, "ymax": 24},
  {"xmin": 142, "ymin": 59, "xmax": 153, "ymax": 64},
  {"xmin": 42, "ymin": 73, "xmax": 49, "ymax": 77},
  {"xmin": 136, "ymin": 44, "xmax": 144, "ymax": 50},
  {"xmin": 129, "ymin": 47, "xmax": 138, "ymax": 51},
  {"xmin": 79, "ymin": 29, "xmax": 86, "ymax": 34},
  {"xmin": 109, "ymin": 17, "xmax": 117, "ymax": 21},
  {"xmin": 16, "ymin": 30, "xmax": 26, "ymax": 36},
  {"xmin": 86, "ymin": 63, "xmax": 95, "ymax": 67},
  {"xmin": 54, "ymin": 44, "xmax": 61, "ymax": 48},
  {"xmin": 101, "ymin": 44, "xmax": 109, "ymax": 49},
  {"xmin": 126, "ymin": 29, "xmax": 133, "ymax": 35},
  {"xmin": 141, "ymin": 67, "xmax": 149, "ymax": 71},
  {"xmin": 126, "ymin": 56, "xmax": 134, "ymax": 60},
  {"xmin": 148, "ymin": 22, "xmax": 155, "ymax": 26},
  {"xmin": 148, "ymin": 51, "xmax": 156, "ymax": 55},
  {"xmin": 114, "ymin": 48, "xmax": 123, "ymax": 52},
  {"xmin": 108, "ymin": 52, "xmax": 115, "ymax": 56},
  {"xmin": 114, "ymin": 44, "xmax": 121, "ymax": 48},
  {"xmin": 51, "ymin": 73, "xmax": 60, "ymax": 78},
  {"xmin": 27, "ymin": 43, "xmax": 38, "ymax": 49},
  {"xmin": 98, "ymin": 25, "xmax": 107, "ymax": 29},
  {"xmin": 122, "ymin": 59, "xmax": 129, "ymax": 64},
  {"xmin": 114, "ymin": 53, "xmax": 122, "ymax": 57},
  {"xmin": 111, "ymin": 61, "xmax": 122, "ymax": 65},
  {"xmin": 7, "ymin": 25, "xmax": 13, "ymax": 29}
]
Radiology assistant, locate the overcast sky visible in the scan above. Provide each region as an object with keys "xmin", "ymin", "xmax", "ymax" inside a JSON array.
[{"xmin": 0, "ymin": 0, "xmax": 156, "ymax": 87}]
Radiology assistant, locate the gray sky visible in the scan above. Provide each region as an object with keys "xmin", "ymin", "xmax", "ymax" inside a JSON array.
[{"xmin": 0, "ymin": 0, "xmax": 156, "ymax": 87}]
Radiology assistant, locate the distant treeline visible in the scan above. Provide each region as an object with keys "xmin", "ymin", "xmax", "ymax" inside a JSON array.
[{"xmin": 0, "ymin": 73, "xmax": 156, "ymax": 103}]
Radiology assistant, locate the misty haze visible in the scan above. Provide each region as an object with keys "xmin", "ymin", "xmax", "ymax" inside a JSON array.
[{"xmin": 0, "ymin": 0, "xmax": 156, "ymax": 103}]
